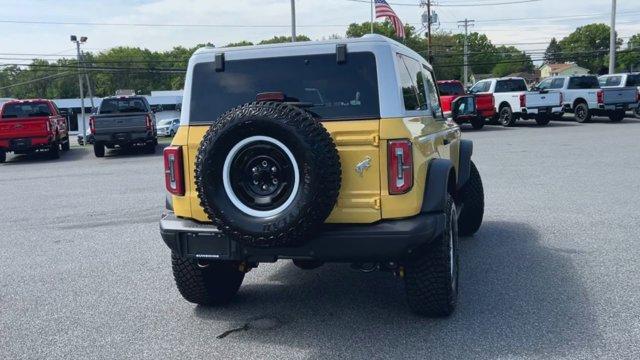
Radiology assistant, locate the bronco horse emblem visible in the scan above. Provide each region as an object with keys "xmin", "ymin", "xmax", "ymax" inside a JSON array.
[{"xmin": 355, "ymin": 156, "xmax": 372, "ymax": 176}]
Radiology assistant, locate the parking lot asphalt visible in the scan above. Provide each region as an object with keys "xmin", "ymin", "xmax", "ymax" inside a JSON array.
[{"xmin": 2, "ymin": 116, "xmax": 640, "ymax": 360}]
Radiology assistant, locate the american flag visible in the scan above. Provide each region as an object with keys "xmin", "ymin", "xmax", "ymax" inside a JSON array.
[{"xmin": 375, "ymin": 0, "xmax": 405, "ymax": 39}]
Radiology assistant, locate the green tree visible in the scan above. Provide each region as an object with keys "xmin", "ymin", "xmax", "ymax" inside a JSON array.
[
  {"xmin": 544, "ymin": 37, "xmax": 563, "ymax": 64},
  {"xmin": 225, "ymin": 41, "xmax": 254, "ymax": 47},
  {"xmin": 618, "ymin": 34, "xmax": 640, "ymax": 71},
  {"xmin": 259, "ymin": 35, "xmax": 310, "ymax": 44},
  {"xmin": 491, "ymin": 46, "xmax": 534, "ymax": 77},
  {"xmin": 558, "ymin": 23, "xmax": 622, "ymax": 73}
]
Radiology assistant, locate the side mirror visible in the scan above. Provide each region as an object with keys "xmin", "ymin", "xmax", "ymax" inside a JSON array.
[{"xmin": 451, "ymin": 95, "xmax": 477, "ymax": 122}]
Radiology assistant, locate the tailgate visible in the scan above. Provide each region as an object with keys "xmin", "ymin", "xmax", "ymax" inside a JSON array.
[
  {"xmin": 0, "ymin": 118, "xmax": 48, "ymax": 140},
  {"xmin": 475, "ymin": 94, "xmax": 494, "ymax": 112},
  {"xmin": 603, "ymin": 87, "xmax": 637, "ymax": 105},
  {"xmin": 525, "ymin": 91, "xmax": 561, "ymax": 108},
  {"xmin": 94, "ymin": 114, "xmax": 148, "ymax": 133}
]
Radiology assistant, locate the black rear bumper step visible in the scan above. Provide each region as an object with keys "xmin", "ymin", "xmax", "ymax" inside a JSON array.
[{"xmin": 160, "ymin": 212, "xmax": 445, "ymax": 263}]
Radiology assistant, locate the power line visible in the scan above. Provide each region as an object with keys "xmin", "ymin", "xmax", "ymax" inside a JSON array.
[{"xmin": 0, "ymin": 71, "xmax": 73, "ymax": 90}]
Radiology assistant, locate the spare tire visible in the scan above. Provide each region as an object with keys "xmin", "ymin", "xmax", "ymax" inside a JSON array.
[{"xmin": 195, "ymin": 101, "xmax": 341, "ymax": 248}]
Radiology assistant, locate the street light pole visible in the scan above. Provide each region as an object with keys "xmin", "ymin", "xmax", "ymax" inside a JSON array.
[
  {"xmin": 609, "ymin": 0, "xmax": 617, "ymax": 74},
  {"xmin": 71, "ymin": 35, "xmax": 87, "ymax": 146},
  {"xmin": 290, "ymin": 0, "xmax": 297, "ymax": 42}
]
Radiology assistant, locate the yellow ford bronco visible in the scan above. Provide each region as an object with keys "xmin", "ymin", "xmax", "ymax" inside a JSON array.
[{"xmin": 160, "ymin": 35, "xmax": 484, "ymax": 317}]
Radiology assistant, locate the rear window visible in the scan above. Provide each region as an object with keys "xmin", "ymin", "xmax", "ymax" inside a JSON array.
[
  {"xmin": 626, "ymin": 74, "xmax": 640, "ymax": 87},
  {"xmin": 495, "ymin": 79, "xmax": 527, "ymax": 93},
  {"xmin": 437, "ymin": 82, "xmax": 465, "ymax": 96},
  {"xmin": 190, "ymin": 52, "xmax": 379, "ymax": 123},
  {"xmin": 600, "ymin": 76, "xmax": 622, "ymax": 87},
  {"xmin": 99, "ymin": 98, "xmax": 149, "ymax": 114},
  {"xmin": 1, "ymin": 102, "xmax": 52, "ymax": 119},
  {"xmin": 568, "ymin": 76, "xmax": 600, "ymax": 89}
]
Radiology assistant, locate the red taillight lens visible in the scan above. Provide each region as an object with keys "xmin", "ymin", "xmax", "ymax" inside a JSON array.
[
  {"xmin": 145, "ymin": 114, "xmax": 152, "ymax": 130},
  {"xmin": 519, "ymin": 94, "xmax": 526, "ymax": 108},
  {"xmin": 491, "ymin": 94, "xmax": 495, "ymax": 107},
  {"xmin": 597, "ymin": 90, "xmax": 604, "ymax": 104},
  {"xmin": 388, "ymin": 140, "xmax": 413, "ymax": 195},
  {"xmin": 89, "ymin": 116, "xmax": 95, "ymax": 134},
  {"xmin": 164, "ymin": 146, "xmax": 185, "ymax": 196}
]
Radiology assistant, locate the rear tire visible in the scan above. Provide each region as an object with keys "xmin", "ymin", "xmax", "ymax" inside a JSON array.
[
  {"xmin": 94, "ymin": 142, "xmax": 105, "ymax": 158},
  {"xmin": 458, "ymin": 161, "xmax": 484, "ymax": 236},
  {"xmin": 470, "ymin": 117, "xmax": 485, "ymax": 130},
  {"xmin": 49, "ymin": 141, "xmax": 60, "ymax": 159},
  {"xmin": 499, "ymin": 106, "xmax": 516, "ymax": 127},
  {"xmin": 573, "ymin": 103, "xmax": 591, "ymax": 123},
  {"xmin": 172, "ymin": 253, "xmax": 244, "ymax": 306},
  {"xmin": 61, "ymin": 137, "xmax": 71, "ymax": 151},
  {"xmin": 535, "ymin": 116, "xmax": 551, "ymax": 126},
  {"xmin": 609, "ymin": 110, "xmax": 625, "ymax": 122},
  {"xmin": 0, "ymin": 149, "xmax": 6, "ymax": 163},
  {"xmin": 404, "ymin": 195, "xmax": 459, "ymax": 317}
]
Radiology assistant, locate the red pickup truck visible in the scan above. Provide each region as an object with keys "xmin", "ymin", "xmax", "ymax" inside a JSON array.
[
  {"xmin": 0, "ymin": 99, "xmax": 70, "ymax": 163},
  {"xmin": 437, "ymin": 80, "xmax": 496, "ymax": 130}
]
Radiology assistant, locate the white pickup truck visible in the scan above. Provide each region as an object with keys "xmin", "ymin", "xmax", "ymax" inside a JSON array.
[
  {"xmin": 469, "ymin": 77, "xmax": 563, "ymax": 127},
  {"xmin": 598, "ymin": 73, "xmax": 640, "ymax": 119},
  {"xmin": 537, "ymin": 75, "xmax": 638, "ymax": 123}
]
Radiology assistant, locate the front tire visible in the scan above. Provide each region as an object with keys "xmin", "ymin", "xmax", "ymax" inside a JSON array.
[
  {"xmin": 172, "ymin": 253, "xmax": 244, "ymax": 305},
  {"xmin": 94, "ymin": 142, "xmax": 105, "ymax": 158},
  {"xmin": 458, "ymin": 161, "xmax": 484, "ymax": 236},
  {"xmin": 499, "ymin": 106, "xmax": 516, "ymax": 127},
  {"xmin": 404, "ymin": 195, "xmax": 459, "ymax": 317},
  {"xmin": 574, "ymin": 103, "xmax": 591, "ymax": 123}
]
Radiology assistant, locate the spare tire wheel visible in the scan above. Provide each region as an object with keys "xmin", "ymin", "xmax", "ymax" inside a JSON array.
[{"xmin": 195, "ymin": 101, "xmax": 341, "ymax": 248}]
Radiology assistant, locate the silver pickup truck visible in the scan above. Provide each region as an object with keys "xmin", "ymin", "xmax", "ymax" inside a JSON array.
[
  {"xmin": 89, "ymin": 96, "xmax": 157, "ymax": 157},
  {"xmin": 599, "ymin": 73, "xmax": 640, "ymax": 119}
]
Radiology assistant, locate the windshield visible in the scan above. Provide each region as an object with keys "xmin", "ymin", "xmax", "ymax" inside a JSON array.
[
  {"xmin": 190, "ymin": 52, "xmax": 379, "ymax": 123},
  {"xmin": 158, "ymin": 119, "xmax": 173, "ymax": 126},
  {"xmin": 438, "ymin": 82, "xmax": 465, "ymax": 96},
  {"xmin": 1, "ymin": 102, "xmax": 52, "ymax": 119},
  {"xmin": 469, "ymin": 81, "xmax": 490, "ymax": 94},
  {"xmin": 99, "ymin": 98, "xmax": 148, "ymax": 114}
]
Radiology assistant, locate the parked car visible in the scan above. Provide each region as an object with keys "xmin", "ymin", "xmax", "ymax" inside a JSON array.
[
  {"xmin": 0, "ymin": 99, "xmax": 70, "ymax": 163},
  {"xmin": 537, "ymin": 75, "xmax": 638, "ymax": 123},
  {"xmin": 77, "ymin": 128, "xmax": 95, "ymax": 145},
  {"xmin": 160, "ymin": 34, "xmax": 485, "ymax": 317},
  {"xmin": 156, "ymin": 118, "xmax": 180, "ymax": 137},
  {"xmin": 469, "ymin": 77, "xmax": 563, "ymax": 127},
  {"xmin": 598, "ymin": 73, "xmax": 640, "ymax": 119},
  {"xmin": 89, "ymin": 96, "xmax": 157, "ymax": 157},
  {"xmin": 437, "ymin": 80, "xmax": 495, "ymax": 130}
]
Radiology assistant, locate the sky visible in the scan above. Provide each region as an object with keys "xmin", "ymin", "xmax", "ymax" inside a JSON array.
[{"xmin": 0, "ymin": 0, "xmax": 638, "ymax": 63}]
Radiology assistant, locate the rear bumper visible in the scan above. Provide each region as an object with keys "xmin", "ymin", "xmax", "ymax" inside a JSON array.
[
  {"xmin": 596, "ymin": 103, "xmax": 638, "ymax": 112},
  {"xmin": 160, "ymin": 211, "xmax": 445, "ymax": 263},
  {"xmin": 521, "ymin": 106, "xmax": 563, "ymax": 116},
  {"xmin": 94, "ymin": 131, "xmax": 156, "ymax": 144},
  {"xmin": 0, "ymin": 136, "xmax": 52, "ymax": 151}
]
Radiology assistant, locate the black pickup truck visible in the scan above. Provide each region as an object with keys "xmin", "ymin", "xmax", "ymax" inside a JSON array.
[{"xmin": 90, "ymin": 96, "xmax": 157, "ymax": 157}]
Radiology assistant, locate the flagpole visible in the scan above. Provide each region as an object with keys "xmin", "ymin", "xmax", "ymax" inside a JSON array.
[{"xmin": 370, "ymin": 0, "xmax": 374, "ymax": 33}]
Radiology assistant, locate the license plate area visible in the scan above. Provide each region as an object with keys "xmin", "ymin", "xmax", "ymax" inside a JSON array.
[
  {"xmin": 113, "ymin": 133, "xmax": 130, "ymax": 141},
  {"xmin": 184, "ymin": 232, "xmax": 231, "ymax": 259},
  {"xmin": 10, "ymin": 138, "xmax": 32, "ymax": 149}
]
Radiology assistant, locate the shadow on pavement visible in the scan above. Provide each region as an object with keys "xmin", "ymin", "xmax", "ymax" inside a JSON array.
[
  {"xmin": 101, "ymin": 143, "xmax": 169, "ymax": 159},
  {"xmin": 192, "ymin": 220, "xmax": 601, "ymax": 359},
  {"xmin": 1, "ymin": 147, "xmax": 89, "ymax": 165}
]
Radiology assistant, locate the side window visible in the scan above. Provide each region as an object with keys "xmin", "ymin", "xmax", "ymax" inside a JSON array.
[
  {"xmin": 422, "ymin": 67, "xmax": 443, "ymax": 119},
  {"xmin": 605, "ymin": 76, "xmax": 622, "ymax": 86},
  {"xmin": 397, "ymin": 54, "xmax": 428, "ymax": 111},
  {"xmin": 550, "ymin": 78, "xmax": 565, "ymax": 89},
  {"xmin": 538, "ymin": 79, "xmax": 551, "ymax": 90}
]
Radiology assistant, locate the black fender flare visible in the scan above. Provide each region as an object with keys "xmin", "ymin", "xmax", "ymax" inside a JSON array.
[
  {"xmin": 457, "ymin": 139, "xmax": 473, "ymax": 190},
  {"xmin": 421, "ymin": 158, "xmax": 457, "ymax": 213}
]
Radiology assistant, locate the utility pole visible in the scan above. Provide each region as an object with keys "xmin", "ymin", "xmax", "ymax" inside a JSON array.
[
  {"xmin": 80, "ymin": 51, "xmax": 95, "ymax": 113},
  {"xmin": 291, "ymin": 0, "xmax": 297, "ymax": 42},
  {"xmin": 458, "ymin": 19, "xmax": 474, "ymax": 87},
  {"xmin": 419, "ymin": 0, "xmax": 433, "ymax": 62},
  {"xmin": 370, "ymin": 0, "xmax": 374, "ymax": 34},
  {"xmin": 71, "ymin": 35, "xmax": 88, "ymax": 145},
  {"xmin": 609, "ymin": 0, "xmax": 617, "ymax": 74}
]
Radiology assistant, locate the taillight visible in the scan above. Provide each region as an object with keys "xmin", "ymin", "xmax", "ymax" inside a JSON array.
[
  {"xmin": 387, "ymin": 140, "xmax": 413, "ymax": 195},
  {"xmin": 637, "ymin": 89, "xmax": 640, "ymax": 102},
  {"xmin": 46, "ymin": 120, "xmax": 51, "ymax": 133},
  {"xmin": 519, "ymin": 94, "xmax": 526, "ymax": 108},
  {"xmin": 89, "ymin": 116, "xmax": 95, "ymax": 134},
  {"xmin": 145, "ymin": 114, "xmax": 152, "ymax": 131},
  {"xmin": 491, "ymin": 94, "xmax": 495, "ymax": 107},
  {"xmin": 597, "ymin": 90, "xmax": 604, "ymax": 104},
  {"xmin": 164, "ymin": 146, "xmax": 185, "ymax": 196}
]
